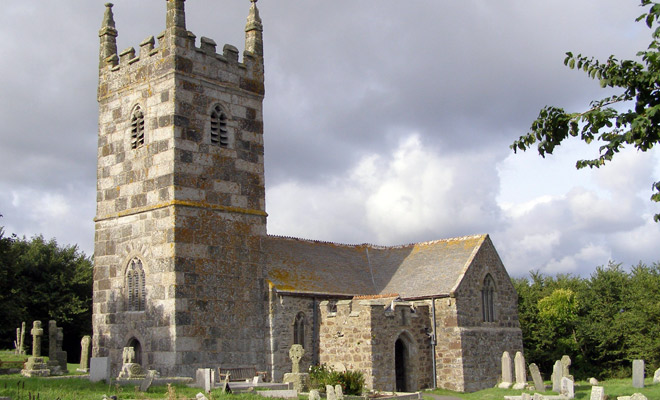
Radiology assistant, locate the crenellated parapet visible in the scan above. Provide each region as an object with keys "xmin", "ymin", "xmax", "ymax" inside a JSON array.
[{"xmin": 98, "ymin": 0, "xmax": 264, "ymax": 100}]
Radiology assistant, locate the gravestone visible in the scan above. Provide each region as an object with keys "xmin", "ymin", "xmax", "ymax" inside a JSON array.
[
  {"xmin": 47, "ymin": 321, "xmax": 67, "ymax": 375},
  {"xmin": 588, "ymin": 377, "xmax": 599, "ymax": 385},
  {"xmin": 21, "ymin": 321, "xmax": 50, "ymax": 377},
  {"xmin": 89, "ymin": 357, "xmax": 110, "ymax": 382},
  {"xmin": 326, "ymin": 385, "xmax": 337, "ymax": 400},
  {"xmin": 77, "ymin": 336, "xmax": 92, "ymax": 373},
  {"xmin": 309, "ymin": 389, "xmax": 321, "ymax": 400},
  {"xmin": 561, "ymin": 355, "xmax": 573, "ymax": 381},
  {"xmin": 632, "ymin": 359, "xmax": 644, "ymax": 388},
  {"xmin": 196, "ymin": 368, "xmax": 215, "ymax": 392},
  {"xmin": 140, "ymin": 370, "xmax": 157, "ymax": 392},
  {"xmin": 551, "ymin": 360, "xmax": 562, "ymax": 392},
  {"xmin": 590, "ymin": 386, "xmax": 605, "ymax": 400},
  {"xmin": 283, "ymin": 344, "xmax": 310, "ymax": 392},
  {"xmin": 196, "ymin": 393, "xmax": 209, "ymax": 400},
  {"xmin": 334, "ymin": 384, "xmax": 344, "ymax": 400},
  {"xmin": 630, "ymin": 394, "xmax": 648, "ymax": 400},
  {"xmin": 513, "ymin": 351, "xmax": 527, "ymax": 390},
  {"xmin": 498, "ymin": 351, "xmax": 513, "ymax": 389},
  {"xmin": 560, "ymin": 376, "xmax": 574, "ymax": 399},
  {"xmin": 14, "ymin": 322, "xmax": 26, "ymax": 356},
  {"xmin": 528, "ymin": 363, "xmax": 545, "ymax": 392},
  {"xmin": 221, "ymin": 371, "xmax": 231, "ymax": 393},
  {"xmin": 654, "ymin": 367, "xmax": 660, "ymax": 383}
]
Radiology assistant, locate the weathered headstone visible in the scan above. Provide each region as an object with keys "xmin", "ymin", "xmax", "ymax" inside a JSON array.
[
  {"xmin": 588, "ymin": 377, "xmax": 599, "ymax": 385},
  {"xmin": 513, "ymin": 351, "xmax": 527, "ymax": 390},
  {"xmin": 630, "ymin": 394, "xmax": 648, "ymax": 400},
  {"xmin": 309, "ymin": 389, "xmax": 321, "ymax": 400},
  {"xmin": 334, "ymin": 384, "xmax": 344, "ymax": 400},
  {"xmin": 551, "ymin": 360, "xmax": 562, "ymax": 392},
  {"xmin": 632, "ymin": 359, "xmax": 645, "ymax": 388},
  {"xmin": 89, "ymin": 357, "xmax": 110, "ymax": 383},
  {"xmin": 326, "ymin": 385, "xmax": 337, "ymax": 400},
  {"xmin": 14, "ymin": 322, "xmax": 26, "ymax": 356},
  {"xmin": 590, "ymin": 386, "xmax": 605, "ymax": 400},
  {"xmin": 221, "ymin": 371, "xmax": 231, "ymax": 393},
  {"xmin": 528, "ymin": 363, "xmax": 545, "ymax": 392},
  {"xmin": 520, "ymin": 393, "xmax": 531, "ymax": 400},
  {"xmin": 196, "ymin": 368, "xmax": 215, "ymax": 392},
  {"xmin": 77, "ymin": 335, "xmax": 92, "ymax": 373},
  {"xmin": 560, "ymin": 376, "xmax": 574, "ymax": 399},
  {"xmin": 47, "ymin": 321, "xmax": 67, "ymax": 375},
  {"xmin": 139, "ymin": 370, "xmax": 156, "ymax": 392},
  {"xmin": 290, "ymin": 344, "xmax": 304, "ymax": 374},
  {"xmin": 654, "ymin": 367, "xmax": 660, "ymax": 383},
  {"xmin": 196, "ymin": 393, "xmax": 209, "ymax": 400},
  {"xmin": 561, "ymin": 355, "xmax": 573, "ymax": 381},
  {"xmin": 21, "ymin": 321, "xmax": 50, "ymax": 377},
  {"xmin": 498, "ymin": 351, "xmax": 513, "ymax": 389}
]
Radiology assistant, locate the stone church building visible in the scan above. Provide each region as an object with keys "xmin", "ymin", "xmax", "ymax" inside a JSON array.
[{"xmin": 93, "ymin": 0, "xmax": 523, "ymax": 392}]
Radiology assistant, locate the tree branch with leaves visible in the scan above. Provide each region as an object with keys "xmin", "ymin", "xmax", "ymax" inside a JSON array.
[{"xmin": 511, "ymin": 0, "xmax": 660, "ymax": 221}]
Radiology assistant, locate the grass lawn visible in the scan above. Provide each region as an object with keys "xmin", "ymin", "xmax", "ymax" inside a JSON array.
[{"xmin": 426, "ymin": 378, "xmax": 660, "ymax": 399}]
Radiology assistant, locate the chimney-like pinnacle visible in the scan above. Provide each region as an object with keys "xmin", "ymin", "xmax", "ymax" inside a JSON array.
[
  {"xmin": 245, "ymin": 0, "xmax": 263, "ymax": 56},
  {"xmin": 166, "ymin": 0, "xmax": 187, "ymax": 35},
  {"xmin": 99, "ymin": 3, "xmax": 118, "ymax": 69}
]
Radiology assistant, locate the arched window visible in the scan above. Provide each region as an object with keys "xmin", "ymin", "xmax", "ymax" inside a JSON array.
[
  {"xmin": 482, "ymin": 274, "xmax": 495, "ymax": 322},
  {"xmin": 210, "ymin": 105, "xmax": 229, "ymax": 147},
  {"xmin": 130, "ymin": 105, "xmax": 145, "ymax": 149},
  {"xmin": 126, "ymin": 257, "xmax": 146, "ymax": 311},
  {"xmin": 293, "ymin": 312, "xmax": 305, "ymax": 348}
]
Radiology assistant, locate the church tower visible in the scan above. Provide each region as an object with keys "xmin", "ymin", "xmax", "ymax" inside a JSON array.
[{"xmin": 93, "ymin": 0, "xmax": 267, "ymax": 376}]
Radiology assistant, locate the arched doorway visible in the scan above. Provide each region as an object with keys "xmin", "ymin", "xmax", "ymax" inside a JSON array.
[
  {"xmin": 127, "ymin": 337, "xmax": 142, "ymax": 365},
  {"xmin": 395, "ymin": 338, "xmax": 408, "ymax": 391}
]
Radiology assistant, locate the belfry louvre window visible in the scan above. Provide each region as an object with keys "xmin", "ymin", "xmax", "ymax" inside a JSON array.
[
  {"xmin": 482, "ymin": 274, "xmax": 495, "ymax": 322},
  {"xmin": 126, "ymin": 257, "xmax": 146, "ymax": 312},
  {"xmin": 131, "ymin": 106, "xmax": 145, "ymax": 149},
  {"xmin": 210, "ymin": 105, "xmax": 229, "ymax": 147}
]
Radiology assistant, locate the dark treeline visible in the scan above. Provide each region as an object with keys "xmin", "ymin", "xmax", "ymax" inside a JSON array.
[
  {"xmin": 513, "ymin": 262, "xmax": 660, "ymax": 380},
  {"xmin": 0, "ymin": 220, "xmax": 93, "ymax": 362}
]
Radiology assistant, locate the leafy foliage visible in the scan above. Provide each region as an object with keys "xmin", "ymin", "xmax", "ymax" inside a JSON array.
[
  {"xmin": 511, "ymin": 0, "xmax": 660, "ymax": 221},
  {"xmin": 309, "ymin": 364, "xmax": 365, "ymax": 395},
  {"xmin": 515, "ymin": 262, "xmax": 660, "ymax": 379},
  {"xmin": 0, "ymin": 218, "xmax": 92, "ymax": 362}
]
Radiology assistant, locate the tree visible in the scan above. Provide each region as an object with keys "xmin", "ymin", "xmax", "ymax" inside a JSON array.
[
  {"xmin": 0, "ymin": 225, "xmax": 92, "ymax": 361},
  {"xmin": 511, "ymin": 0, "xmax": 660, "ymax": 221}
]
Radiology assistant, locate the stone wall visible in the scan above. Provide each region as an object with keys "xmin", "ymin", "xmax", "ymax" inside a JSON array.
[
  {"xmin": 451, "ymin": 237, "xmax": 523, "ymax": 392},
  {"xmin": 267, "ymin": 293, "xmax": 318, "ymax": 382},
  {"xmin": 319, "ymin": 298, "xmax": 433, "ymax": 392}
]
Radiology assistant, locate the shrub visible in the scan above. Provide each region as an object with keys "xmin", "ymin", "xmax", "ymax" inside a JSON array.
[{"xmin": 309, "ymin": 364, "xmax": 365, "ymax": 395}]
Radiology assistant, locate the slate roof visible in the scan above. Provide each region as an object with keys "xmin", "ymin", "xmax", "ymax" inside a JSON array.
[{"xmin": 263, "ymin": 234, "xmax": 488, "ymax": 299}]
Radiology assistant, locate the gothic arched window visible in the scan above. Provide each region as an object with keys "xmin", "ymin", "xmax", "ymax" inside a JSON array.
[
  {"xmin": 210, "ymin": 105, "xmax": 229, "ymax": 147},
  {"xmin": 293, "ymin": 312, "xmax": 305, "ymax": 348},
  {"xmin": 126, "ymin": 257, "xmax": 146, "ymax": 311},
  {"xmin": 482, "ymin": 274, "xmax": 495, "ymax": 322},
  {"xmin": 130, "ymin": 105, "xmax": 145, "ymax": 149}
]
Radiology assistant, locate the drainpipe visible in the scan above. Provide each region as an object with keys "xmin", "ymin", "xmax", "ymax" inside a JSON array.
[{"xmin": 430, "ymin": 297, "xmax": 437, "ymax": 389}]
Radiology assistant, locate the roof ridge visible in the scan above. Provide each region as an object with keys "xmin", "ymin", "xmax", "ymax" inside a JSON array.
[{"xmin": 265, "ymin": 233, "xmax": 488, "ymax": 249}]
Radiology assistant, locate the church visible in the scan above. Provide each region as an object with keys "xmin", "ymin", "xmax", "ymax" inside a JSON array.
[{"xmin": 92, "ymin": 0, "xmax": 523, "ymax": 392}]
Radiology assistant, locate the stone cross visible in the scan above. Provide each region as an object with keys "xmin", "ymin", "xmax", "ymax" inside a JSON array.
[
  {"xmin": 528, "ymin": 363, "xmax": 545, "ymax": 392},
  {"xmin": 632, "ymin": 359, "xmax": 645, "ymax": 388},
  {"xmin": 561, "ymin": 355, "xmax": 573, "ymax": 381},
  {"xmin": 30, "ymin": 321, "xmax": 44, "ymax": 357},
  {"xmin": 289, "ymin": 344, "xmax": 305, "ymax": 374},
  {"xmin": 78, "ymin": 336, "xmax": 91, "ymax": 372},
  {"xmin": 498, "ymin": 351, "xmax": 513, "ymax": 389},
  {"xmin": 513, "ymin": 351, "xmax": 527, "ymax": 389}
]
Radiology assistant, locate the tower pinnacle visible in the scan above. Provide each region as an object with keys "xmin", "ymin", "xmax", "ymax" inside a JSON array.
[
  {"xmin": 166, "ymin": 0, "xmax": 187, "ymax": 36},
  {"xmin": 245, "ymin": 0, "xmax": 263, "ymax": 56},
  {"xmin": 99, "ymin": 3, "xmax": 118, "ymax": 69}
]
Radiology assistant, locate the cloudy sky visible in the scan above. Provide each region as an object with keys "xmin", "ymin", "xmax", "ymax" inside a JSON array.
[{"xmin": 0, "ymin": 0, "xmax": 658, "ymax": 278}]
